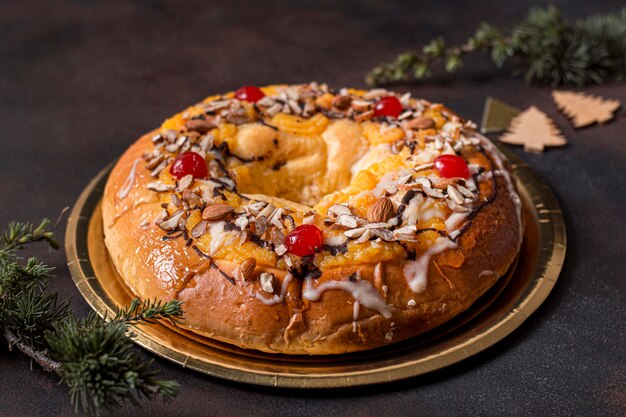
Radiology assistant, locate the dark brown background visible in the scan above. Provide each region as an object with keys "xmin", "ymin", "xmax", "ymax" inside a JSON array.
[{"xmin": 1, "ymin": 1, "xmax": 625, "ymax": 416}]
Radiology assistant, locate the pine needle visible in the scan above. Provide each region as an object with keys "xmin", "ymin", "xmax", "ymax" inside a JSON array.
[
  {"xmin": 366, "ymin": 6, "xmax": 626, "ymax": 86},
  {"xmin": 0, "ymin": 219, "xmax": 182, "ymax": 416}
]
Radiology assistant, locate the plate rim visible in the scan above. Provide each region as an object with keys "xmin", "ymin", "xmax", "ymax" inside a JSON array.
[{"xmin": 65, "ymin": 148, "xmax": 566, "ymax": 388}]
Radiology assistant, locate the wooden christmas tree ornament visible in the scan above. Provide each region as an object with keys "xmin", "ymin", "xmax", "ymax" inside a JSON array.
[
  {"xmin": 499, "ymin": 106, "xmax": 567, "ymax": 153},
  {"xmin": 552, "ymin": 90, "xmax": 621, "ymax": 128}
]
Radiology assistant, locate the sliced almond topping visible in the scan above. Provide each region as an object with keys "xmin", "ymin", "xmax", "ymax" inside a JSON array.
[
  {"xmin": 150, "ymin": 159, "xmax": 169, "ymax": 177},
  {"xmin": 344, "ymin": 227, "xmax": 367, "ymax": 238},
  {"xmin": 190, "ymin": 220, "xmax": 207, "ymax": 238},
  {"xmin": 351, "ymin": 99, "xmax": 371, "ymax": 112},
  {"xmin": 337, "ymin": 214, "xmax": 358, "ymax": 229},
  {"xmin": 366, "ymin": 197, "xmax": 395, "ymax": 223},
  {"xmin": 457, "ymin": 185, "xmax": 475, "ymax": 198},
  {"xmin": 146, "ymin": 154, "xmax": 165, "ymax": 169},
  {"xmin": 398, "ymin": 110, "xmax": 414, "ymax": 120},
  {"xmin": 328, "ymin": 204, "xmax": 352, "ymax": 218},
  {"xmin": 256, "ymin": 96, "xmax": 275, "ymax": 107},
  {"xmin": 370, "ymin": 228, "xmax": 395, "ymax": 241},
  {"xmin": 302, "ymin": 214, "xmax": 316, "ymax": 225},
  {"xmin": 414, "ymin": 163, "xmax": 434, "ymax": 172},
  {"xmin": 423, "ymin": 186, "xmax": 445, "ymax": 199},
  {"xmin": 176, "ymin": 174, "xmax": 194, "ymax": 192},
  {"xmin": 447, "ymin": 185, "xmax": 464, "ymax": 205},
  {"xmin": 442, "ymin": 142, "xmax": 456, "ymax": 155},
  {"xmin": 354, "ymin": 109, "xmax": 375, "ymax": 122},
  {"xmin": 158, "ymin": 210, "xmax": 185, "ymax": 231},
  {"xmin": 354, "ymin": 228, "xmax": 372, "ymax": 244},
  {"xmin": 202, "ymin": 204, "xmax": 234, "ymax": 221},
  {"xmin": 265, "ymin": 103, "xmax": 283, "ymax": 116},
  {"xmin": 234, "ymin": 216, "xmax": 249, "ymax": 230},
  {"xmin": 275, "ymin": 244, "xmax": 287, "ymax": 256},
  {"xmin": 259, "ymin": 203, "xmax": 276, "ymax": 218},
  {"xmin": 362, "ymin": 88, "xmax": 388, "ymax": 100},
  {"xmin": 147, "ymin": 181, "xmax": 175, "ymax": 192}
]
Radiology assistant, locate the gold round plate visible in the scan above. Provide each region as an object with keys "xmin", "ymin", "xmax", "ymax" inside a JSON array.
[{"xmin": 65, "ymin": 148, "xmax": 565, "ymax": 388}]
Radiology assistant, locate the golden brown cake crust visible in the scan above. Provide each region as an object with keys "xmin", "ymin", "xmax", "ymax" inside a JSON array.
[{"xmin": 102, "ymin": 85, "xmax": 522, "ymax": 355}]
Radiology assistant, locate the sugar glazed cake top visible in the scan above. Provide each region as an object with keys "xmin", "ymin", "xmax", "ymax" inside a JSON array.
[{"xmin": 103, "ymin": 83, "xmax": 523, "ymax": 354}]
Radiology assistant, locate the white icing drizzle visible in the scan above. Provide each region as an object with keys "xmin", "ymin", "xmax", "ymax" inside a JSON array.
[
  {"xmin": 254, "ymin": 273, "xmax": 293, "ymax": 306},
  {"xmin": 445, "ymin": 211, "xmax": 469, "ymax": 232},
  {"xmin": 352, "ymin": 301, "xmax": 360, "ymax": 333},
  {"xmin": 117, "ymin": 159, "xmax": 141, "ymax": 199},
  {"xmin": 403, "ymin": 237, "xmax": 458, "ymax": 293},
  {"xmin": 303, "ymin": 277, "xmax": 392, "ymax": 318},
  {"xmin": 479, "ymin": 270, "xmax": 496, "ymax": 278}
]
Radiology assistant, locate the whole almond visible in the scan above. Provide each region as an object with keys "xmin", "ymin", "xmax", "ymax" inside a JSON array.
[
  {"xmin": 406, "ymin": 116, "xmax": 435, "ymax": 130},
  {"xmin": 202, "ymin": 204, "xmax": 234, "ymax": 221},
  {"xmin": 236, "ymin": 258, "xmax": 256, "ymax": 281},
  {"xmin": 185, "ymin": 118, "xmax": 215, "ymax": 133},
  {"xmin": 332, "ymin": 95, "xmax": 352, "ymax": 110},
  {"xmin": 367, "ymin": 197, "xmax": 395, "ymax": 223}
]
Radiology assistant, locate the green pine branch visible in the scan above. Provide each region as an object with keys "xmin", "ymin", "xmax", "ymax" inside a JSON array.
[
  {"xmin": 366, "ymin": 6, "xmax": 626, "ymax": 86},
  {"xmin": 113, "ymin": 298, "xmax": 184, "ymax": 325},
  {"xmin": 0, "ymin": 219, "xmax": 183, "ymax": 416},
  {"xmin": 45, "ymin": 312, "xmax": 181, "ymax": 415},
  {"xmin": 0, "ymin": 219, "xmax": 59, "ymax": 260}
]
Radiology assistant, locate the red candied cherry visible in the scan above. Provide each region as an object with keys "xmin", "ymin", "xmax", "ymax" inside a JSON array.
[
  {"xmin": 434, "ymin": 154, "xmax": 470, "ymax": 179},
  {"xmin": 169, "ymin": 152, "xmax": 208, "ymax": 179},
  {"xmin": 285, "ymin": 225, "xmax": 323, "ymax": 257},
  {"xmin": 374, "ymin": 96, "xmax": 403, "ymax": 118},
  {"xmin": 235, "ymin": 85, "xmax": 265, "ymax": 103}
]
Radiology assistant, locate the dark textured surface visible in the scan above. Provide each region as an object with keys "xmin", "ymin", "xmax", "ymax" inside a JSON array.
[{"xmin": 1, "ymin": 1, "xmax": 625, "ymax": 416}]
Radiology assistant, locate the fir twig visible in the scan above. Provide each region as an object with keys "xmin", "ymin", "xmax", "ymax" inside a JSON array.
[
  {"xmin": 0, "ymin": 219, "xmax": 182, "ymax": 416},
  {"xmin": 2, "ymin": 325, "xmax": 61, "ymax": 372},
  {"xmin": 45, "ymin": 313, "xmax": 181, "ymax": 416},
  {"xmin": 366, "ymin": 6, "xmax": 626, "ymax": 86},
  {"xmin": 113, "ymin": 298, "xmax": 184, "ymax": 325},
  {"xmin": 0, "ymin": 219, "xmax": 59, "ymax": 260}
]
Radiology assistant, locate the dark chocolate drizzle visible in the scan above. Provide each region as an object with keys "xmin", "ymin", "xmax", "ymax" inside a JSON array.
[
  {"xmin": 191, "ymin": 245, "xmax": 236, "ymax": 285},
  {"xmin": 322, "ymin": 242, "xmax": 348, "ymax": 256},
  {"xmin": 289, "ymin": 255, "xmax": 322, "ymax": 280}
]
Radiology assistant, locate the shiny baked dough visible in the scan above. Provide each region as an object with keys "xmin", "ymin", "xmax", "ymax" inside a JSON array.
[{"xmin": 102, "ymin": 84, "xmax": 523, "ymax": 354}]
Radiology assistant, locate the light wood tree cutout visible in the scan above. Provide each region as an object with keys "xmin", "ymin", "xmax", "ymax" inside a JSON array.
[
  {"xmin": 499, "ymin": 106, "xmax": 566, "ymax": 153},
  {"xmin": 552, "ymin": 90, "xmax": 621, "ymax": 128}
]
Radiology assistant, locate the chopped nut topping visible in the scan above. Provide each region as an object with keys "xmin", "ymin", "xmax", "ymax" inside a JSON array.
[
  {"xmin": 337, "ymin": 214, "xmax": 359, "ymax": 229},
  {"xmin": 158, "ymin": 210, "xmax": 185, "ymax": 231},
  {"xmin": 147, "ymin": 181, "xmax": 175, "ymax": 192},
  {"xmin": 327, "ymin": 204, "xmax": 352, "ymax": 218},
  {"xmin": 191, "ymin": 220, "xmax": 207, "ymax": 238},
  {"xmin": 260, "ymin": 272, "xmax": 274, "ymax": 293}
]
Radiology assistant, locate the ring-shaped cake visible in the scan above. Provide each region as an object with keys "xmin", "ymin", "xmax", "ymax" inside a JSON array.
[{"xmin": 102, "ymin": 83, "xmax": 522, "ymax": 354}]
